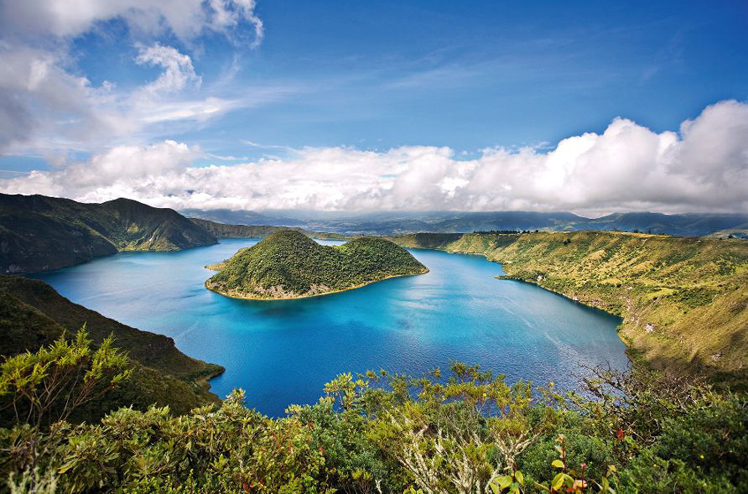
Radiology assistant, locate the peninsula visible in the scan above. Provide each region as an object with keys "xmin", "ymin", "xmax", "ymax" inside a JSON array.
[{"xmin": 205, "ymin": 230, "xmax": 428, "ymax": 299}]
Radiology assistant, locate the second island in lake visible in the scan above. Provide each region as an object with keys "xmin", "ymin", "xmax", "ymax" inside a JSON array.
[{"xmin": 205, "ymin": 230, "xmax": 429, "ymax": 300}]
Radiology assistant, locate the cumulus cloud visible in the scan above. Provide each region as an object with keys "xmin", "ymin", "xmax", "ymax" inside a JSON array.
[
  {"xmin": 2, "ymin": 100, "xmax": 747, "ymax": 214},
  {"xmin": 0, "ymin": 140, "xmax": 198, "ymax": 198}
]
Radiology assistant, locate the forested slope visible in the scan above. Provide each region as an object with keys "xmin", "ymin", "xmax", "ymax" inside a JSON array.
[{"xmin": 0, "ymin": 276, "xmax": 223, "ymax": 423}]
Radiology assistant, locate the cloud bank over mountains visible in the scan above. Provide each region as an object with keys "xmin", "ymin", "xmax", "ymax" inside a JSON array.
[{"xmin": 2, "ymin": 100, "xmax": 747, "ymax": 215}]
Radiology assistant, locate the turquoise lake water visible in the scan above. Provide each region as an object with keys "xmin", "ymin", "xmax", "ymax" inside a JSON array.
[{"xmin": 35, "ymin": 239, "xmax": 629, "ymax": 416}]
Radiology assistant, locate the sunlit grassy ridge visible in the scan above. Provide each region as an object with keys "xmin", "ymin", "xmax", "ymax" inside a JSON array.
[
  {"xmin": 391, "ymin": 231, "xmax": 748, "ymax": 381},
  {"xmin": 206, "ymin": 230, "xmax": 428, "ymax": 299}
]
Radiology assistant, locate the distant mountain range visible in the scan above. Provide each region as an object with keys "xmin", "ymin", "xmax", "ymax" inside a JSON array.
[
  {"xmin": 183, "ymin": 208, "xmax": 748, "ymax": 237},
  {"xmin": 190, "ymin": 218, "xmax": 349, "ymax": 240},
  {"xmin": 2, "ymin": 193, "xmax": 746, "ymax": 274}
]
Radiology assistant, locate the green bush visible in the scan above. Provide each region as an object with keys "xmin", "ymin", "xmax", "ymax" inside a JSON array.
[{"xmin": 1, "ymin": 336, "xmax": 747, "ymax": 493}]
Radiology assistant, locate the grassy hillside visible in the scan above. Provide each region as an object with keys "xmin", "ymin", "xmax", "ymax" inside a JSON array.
[
  {"xmin": 0, "ymin": 276, "xmax": 223, "ymax": 422},
  {"xmin": 206, "ymin": 230, "xmax": 427, "ymax": 299},
  {"xmin": 711, "ymin": 228, "xmax": 748, "ymax": 239},
  {"xmin": 0, "ymin": 194, "xmax": 217, "ymax": 274},
  {"xmin": 391, "ymin": 231, "xmax": 748, "ymax": 381}
]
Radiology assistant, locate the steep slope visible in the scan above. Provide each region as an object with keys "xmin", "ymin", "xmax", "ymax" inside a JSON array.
[
  {"xmin": 0, "ymin": 276, "xmax": 224, "ymax": 421},
  {"xmin": 206, "ymin": 230, "xmax": 428, "ymax": 299},
  {"xmin": 391, "ymin": 231, "xmax": 748, "ymax": 382},
  {"xmin": 0, "ymin": 194, "xmax": 217, "ymax": 273}
]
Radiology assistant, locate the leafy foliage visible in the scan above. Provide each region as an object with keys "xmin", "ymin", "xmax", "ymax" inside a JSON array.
[
  {"xmin": 2, "ymin": 336, "xmax": 746, "ymax": 493},
  {"xmin": 0, "ymin": 328, "xmax": 131, "ymax": 428},
  {"xmin": 0, "ymin": 277, "xmax": 223, "ymax": 426}
]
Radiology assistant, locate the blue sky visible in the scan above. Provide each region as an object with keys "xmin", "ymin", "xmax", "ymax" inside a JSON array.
[
  {"xmin": 79, "ymin": 0, "xmax": 748, "ymax": 156},
  {"xmin": 1, "ymin": 0, "xmax": 747, "ymax": 213}
]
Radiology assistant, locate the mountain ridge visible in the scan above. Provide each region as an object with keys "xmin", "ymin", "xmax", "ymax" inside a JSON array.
[
  {"xmin": 0, "ymin": 193, "xmax": 218, "ymax": 274},
  {"xmin": 182, "ymin": 208, "xmax": 748, "ymax": 236}
]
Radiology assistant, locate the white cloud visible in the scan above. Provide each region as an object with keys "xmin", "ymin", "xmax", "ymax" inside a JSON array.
[
  {"xmin": 0, "ymin": 140, "xmax": 198, "ymax": 198},
  {"xmin": 0, "ymin": 44, "xmax": 114, "ymax": 152},
  {"xmin": 209, "ymin": 0, "xmax": 264, "ymax": 47},
  {"xmin": 135, "ymin": 44, "xmax": 201, "ymax": 93},
  {"xmin": 0, "ymin": 42, "xmax": 239, "ymax": 154},
  {"xmin": 0, "ymin": 0, "xmax": 265, "ymax": 154},
  {"xmin": 2, "ymin": 100, "xmax": 747, "ymax": 214},
  {"xmin": 0, "ymin": 0, "xmax": 263, "ymax": 44}
]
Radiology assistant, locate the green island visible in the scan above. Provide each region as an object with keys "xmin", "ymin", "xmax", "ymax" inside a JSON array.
[{"xmin": 205, "ymin": 230, "xmax": 428, "ymax": 299}]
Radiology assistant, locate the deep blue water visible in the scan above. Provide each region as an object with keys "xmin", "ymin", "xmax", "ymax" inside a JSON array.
[{"xmin": 34, "ymin": 239, "xmax": 628, "ymax": 416}]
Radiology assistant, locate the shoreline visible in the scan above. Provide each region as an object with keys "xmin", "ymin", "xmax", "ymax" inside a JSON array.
[
  {"xmin": 396, "ymin": 243, "xmax": 638, "ymax": 356},
  {"xmin": 204, "ymin": 267, "xmax": 430, "ymax": 301}
]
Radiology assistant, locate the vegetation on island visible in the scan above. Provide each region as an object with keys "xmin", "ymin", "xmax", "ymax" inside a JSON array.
[
  {"xmin": 390, "ymin": 231, "xmax": 748, "ymax": 385},
  {"xmin": 0, "ymin": 276, "xmax": 223, "ymax": 425},
  {"xmin": 0, "ymin": 194, "xmax": 217, "ymax": 274},
  {"xmin": 1, "ymin": 335, "xmax": 747, "ymax": 493},
  {"xmin": 206, "ymin": 230, "xmax": 428, "ymax": 299}
]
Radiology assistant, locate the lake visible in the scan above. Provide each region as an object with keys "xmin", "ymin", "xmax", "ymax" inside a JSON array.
[{"xmin": 35, "ymin": 239, "xmax": 629, "ymax": 416}]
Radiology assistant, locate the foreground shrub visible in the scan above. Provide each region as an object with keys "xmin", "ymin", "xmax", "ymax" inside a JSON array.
[{"xmin": 1, "ymin": 334, "xmax": 747, "ymax": 493}]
